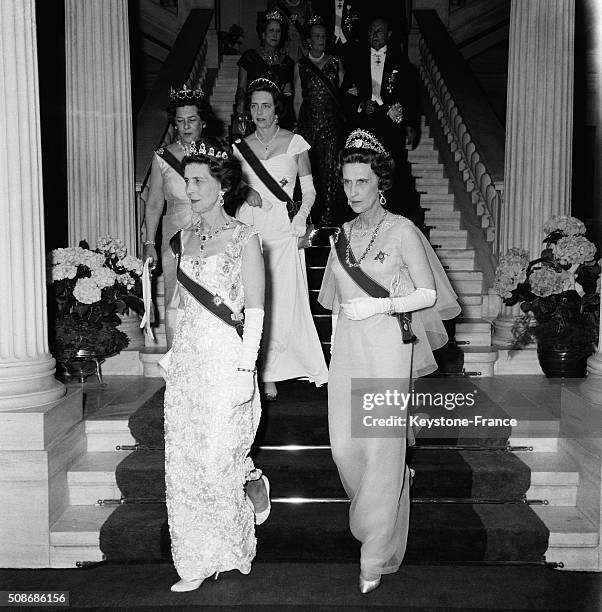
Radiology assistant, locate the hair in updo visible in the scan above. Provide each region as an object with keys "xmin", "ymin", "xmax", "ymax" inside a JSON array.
[
  {"xmin": 166, "ymin": 95, "xmax": 212, "ymax": 125},
  {"xmin": 245, "ymin": 79, "xmax": 286, "ymax": 118},
  {"xmin": 181, "ymin": 137, "xmax": 242, "ymax": 193},
  {"xmin": 256, "ymin": 10, "xmax": 288, "ymax": 45},
  {"xmin": 339, "ymin": 148, "xmax": 395, "ymax": 191}
]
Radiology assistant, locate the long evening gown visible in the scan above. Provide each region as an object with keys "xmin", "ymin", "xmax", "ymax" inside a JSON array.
[
  {"xmin": 234, "ymin": 134, "xmax": 328, "ymax": 386},
  {"xmin": 297, "ymin": 55, "xmax": 345, "ymax": 225},
  {"xmin": 164, "ymin": 225, "xmax": 261, "ymax": 582},
  {"xmin": 154, "ymin": 148, "xmax": 191, "ymax": 344},
  {"xmin": 318, "ymin": 214, "xmax": 460, "ymax": 578}
]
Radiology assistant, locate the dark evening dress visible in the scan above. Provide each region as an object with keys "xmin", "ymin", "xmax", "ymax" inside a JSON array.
[
  {"xmin": 238, "ymin": 49, "xmax": 294, "ymax": 131},
  {"xmin": 297, "ymin": 55, "xmax": 346, "ymax": 225}
]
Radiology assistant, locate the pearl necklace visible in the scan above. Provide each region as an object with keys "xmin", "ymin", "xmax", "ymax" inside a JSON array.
[
  {"xmin": 309, "ymin": 51, "xmax": 325, "ymax": 62},
  {"xmin": 255, "ymin": 126, "xmax": 280, "ymax": 151},
  {"xmin": 345, "ymin": 211, "xmax": 388, "ymax": 267},
  {"xmin": 194, "ymin": 217, "xmax": 234, "ymax": 251}
]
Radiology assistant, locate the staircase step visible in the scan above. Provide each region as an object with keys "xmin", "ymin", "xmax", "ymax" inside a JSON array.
[
  {"xmin": 421, "ymin": 193, "xmax": 455, "ymax": 204},
  {"xmin": 408, "ymin": 149, "xmax": 439, "ymax": 163},
  {"xmin": 68, "ymin": 452, "xmax": 125, "ymax": 505},
  {"xmin": 50, "ymin": 505, "xmax": 113, "ymax": 568},
  {"xmin": 108, "ymin": 446, "xmax": 531, "ymax": 502},
  {"xmin": 420, "ymin": 201, "xmax": 456, "ymax": 212},
  {"xmin": 532, "ymin": 506, "xmax": 598, "ymax": 569},
  {"xmin": 414, "ymin": 136, "xmax": 435, "ymax": 149},
  {"xmin": 411, "ymin": 163, "xmax": 445, "ymax": 178},
  {"xmin": 447, "ymin": 270, "xmax": 483, "ymax": 294},
  {"xmin": 416, "ymin": 178, "xmax": 451, "ymax": 193},
  {"xmin": 85, "ymin": 419, "xmax": 134, "ymax": 452},
  {"xmin": 430, "ymin": 229, "xmax": 468, "ymax": 249},
  {"xmin": 515, "ymin": 451, "xmax": 579, "ymax": 506},
  {"xmin": 98, "ymin": 501, "xmax": 549, "ymax": 564},
  {"xmin": 457, "ymin": 300, "xmax": 483, "ymax": 319},
  {"xmin": 459, "ymin": 346, "xmax": 499, "ymax": 377},
  {"xmin": 437, "ymin": 250, "xmax": 476, "ymax": 271},
  {"xmin": 455, "ymin": 318, "xmax": 492, "ymax": 346}
]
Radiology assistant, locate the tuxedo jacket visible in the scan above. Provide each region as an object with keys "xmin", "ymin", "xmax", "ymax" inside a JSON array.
[
  {"xmin": 311, "ymin": 0, "xmax": 364, "ymax": 47},
  {"xmin": 342, "ymin": 44, "xmax": 421, "ymax": 133}
]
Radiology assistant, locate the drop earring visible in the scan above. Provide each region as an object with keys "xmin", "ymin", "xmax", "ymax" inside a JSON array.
[
  {"xmin": 379, "ymin": 190, "xmax": 387, "ymax": 206},
  {"xmin": 218, "ymin": 192, "xmax": 225, "ymax": 207}
]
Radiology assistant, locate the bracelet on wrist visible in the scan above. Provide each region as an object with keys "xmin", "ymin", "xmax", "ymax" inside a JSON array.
[
  {"xmin": 143, "ymin": 240, "xmax": 155, "ymax": 246},
  {"xmin": 237, "ymin": 367, "xmax": 255, "ymax": 373}
]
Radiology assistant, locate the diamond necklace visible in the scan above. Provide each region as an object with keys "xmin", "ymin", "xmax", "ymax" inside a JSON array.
[
  {"xmin": 345, "ymin": 211, "xmax": 388, "ymax": 267},
  {"xmin": 255, "ymin": 126, "xmax": 280, "ymax": 151},
  {"xmin": 176, "ymin": 138, "xmax": 196, "ymax": 156},
  {"xmin": 194, "ymin": 216, "xmax": 234, "ymax": 251}
]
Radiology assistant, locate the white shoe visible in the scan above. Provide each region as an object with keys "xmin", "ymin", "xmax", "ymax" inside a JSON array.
[
  {"xmin": 170, "ymin": 572, "xmax": 219, "ymax": 593},
  {"xmin": 170, "ymin": 578, "xmax": 204, "ymax": 592},
  {"xmin": 255, "ymin": 475, "xmax": 271, "ymax": 526}
]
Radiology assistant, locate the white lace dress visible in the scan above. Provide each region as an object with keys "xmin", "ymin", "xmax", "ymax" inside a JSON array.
[{"xmin": 164, "ymin": 225, "xmax": 261, "ymax": 582}]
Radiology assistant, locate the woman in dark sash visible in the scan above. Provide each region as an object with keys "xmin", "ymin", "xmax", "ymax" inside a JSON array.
[
  {"xmin": 142, "ymin": 85, "xmax": 213, "ymax": 348},
  {"xmin": 293, "ymin": 16, "xmax": 346, "ymax": 226},
  {"xmin": 143, "ymin": 86, "xmax": 260, "ymax": 347},
  {"xmin": 318, "ymin": 129, "xmax": 460, "ymax": 593},
  {"xmin": 162, "ymin": 138, "xmax": 270, "ymax": 592}
]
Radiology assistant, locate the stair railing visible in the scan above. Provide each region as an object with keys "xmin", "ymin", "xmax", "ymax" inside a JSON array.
[
  {"xmin": 414, "ymin": 10, "xmax": 505, "ymax": 258},
  {"xmin": 135, "ymin": 9, "xmax": 214, "ymax": 253}
]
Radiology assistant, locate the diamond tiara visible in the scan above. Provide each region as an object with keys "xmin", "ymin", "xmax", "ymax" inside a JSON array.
[
  {"xmin": 186, "ymin": 141, "xmax": 229, "ymax": 160},
  {"xmin": 308, "ymin": 15, "xmax": 325, "ymax": 27},
  {"xmin": 345, "ymin": 129, "xmax": 389, "ymax": 156},
  {"xmin": 170, "ymin": 83, "xmax": 205, "ymax": 101},
  {"xmin": 248, "ymin": 77, "xmax": 281, "ymax": 92},
  {"xmin": 265, "ymin": 10, "xmax": 284, "ymax": 22}
]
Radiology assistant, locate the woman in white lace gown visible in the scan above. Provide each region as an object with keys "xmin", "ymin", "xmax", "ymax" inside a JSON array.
[
  {"xmin": 234, "ymin": 78, "xmax": 328, "ymax": 400},
  {"xmin": 163, "ymin": 138, "xmax": 270, "ymax": 593}
]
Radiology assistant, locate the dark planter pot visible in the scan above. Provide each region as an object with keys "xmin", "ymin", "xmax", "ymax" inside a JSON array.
[{"xmin": 536, "ymin": 343, "xmax": 593, "ymax": 378}]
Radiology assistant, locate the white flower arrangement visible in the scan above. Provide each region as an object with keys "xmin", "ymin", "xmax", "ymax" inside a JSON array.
[
  {"xmin": 48, "ymin": 236, "xmax": 146, "ymax": 362},
  {"xmin": 493, "ymin": 215, "xmax": 599, "ymax": 350}
]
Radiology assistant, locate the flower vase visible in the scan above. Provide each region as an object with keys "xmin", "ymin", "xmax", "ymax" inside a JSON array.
[
  {"xmin": 536, "ymin": 342, "xmax": 593, "ymax": 378},
  {"xmin": 117, "ymin": 312, "xmax": 144, "ymax": 350}
]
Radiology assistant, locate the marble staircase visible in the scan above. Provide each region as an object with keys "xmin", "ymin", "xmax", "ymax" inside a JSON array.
[
  {"xmin": 409, "ymin": 119, "xmax": 497, "ymax": 375},
  {"xmin": 47, "ymin": 377, "xmax": 599, "ymax": 570}
]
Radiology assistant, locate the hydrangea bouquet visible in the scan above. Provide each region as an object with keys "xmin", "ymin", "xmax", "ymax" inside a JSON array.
[
  {"xmin": 47, "ymin": 236, "xmax": 145, "ymax": 362},
  {"xmin": 494, "ymin": 215, "xmax": 600, "ymax": 350}
]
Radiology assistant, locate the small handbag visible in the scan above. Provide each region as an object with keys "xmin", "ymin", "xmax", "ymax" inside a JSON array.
[
  {"xmin": 391, "ymin": 265, "xmax": 417, "ymax": 344},
  {"xmin": 235, "ymin": 139, "xmax": 316, "ymax": 249}
]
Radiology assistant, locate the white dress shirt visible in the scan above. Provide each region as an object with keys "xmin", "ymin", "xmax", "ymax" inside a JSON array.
[
  {"xmin": 334, "ymin": 0, "xmax": 346, "ymax": 44},
  {"xmin": 370, "ymin": 45, "xmax": 387, "ymax": 105}
]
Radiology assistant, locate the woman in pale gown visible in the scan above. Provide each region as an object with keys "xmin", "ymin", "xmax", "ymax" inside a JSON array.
[
  {"xmin": 163, "ymin": 138, "xmax": 270, "ymax": 592},
  {"xmin": 234, "ymin": 78, "xmax": 328, "ymax": 400},
  {"xmin": 318, "ymin": 129, "xmax": 460, "ymax": 593},
  {"xmin": 142, "ymin": 86, "xmax": 260, "ymax": 347}
]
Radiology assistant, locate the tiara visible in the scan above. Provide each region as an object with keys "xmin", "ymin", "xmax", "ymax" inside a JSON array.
[
  {"xmin": 308, "ymin": 15, "xmax": 325, "ymax": 27},
  {"xmin": 345, "ymin": 129, "xmax": 389, "ymax": 156},
  {"xmin": 265, "ymin": 10, "xmax": 284, "ymax": 22},
  {"xmin": 170, "ymin": 83, "xmax": 205, "ymax": 101},
  {"xmin": 186, "ymin": 141, "xmax": 229, "ymax": 160},
  {"xmin": 249, "ymin": 77, "xmax": 281, "ymax": 92}
]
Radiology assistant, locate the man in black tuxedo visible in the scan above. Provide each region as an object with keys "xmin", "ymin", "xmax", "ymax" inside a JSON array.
[
  {"xmin": 343, "ymin": 16, "xmax": 424, "ymax": 228},
  {"xmin": 310, "ymin": 0, "xmax": 364, "ymax": 57}
]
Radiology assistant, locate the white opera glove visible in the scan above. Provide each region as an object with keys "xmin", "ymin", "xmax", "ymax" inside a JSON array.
[
  {"xmin": 232, "ymin": 308, "xmax": 264, "ymax": 406},
  {"xmin": 330, "ymin": 313, "xmax": 338, "ymax": 354},
  {"xmin": 341, "ymin": 288, "xmax": 437, "ymax": 321},
  {"xmin": 291, "ymin": 174, "xmax": 316, "ymax": 236}
]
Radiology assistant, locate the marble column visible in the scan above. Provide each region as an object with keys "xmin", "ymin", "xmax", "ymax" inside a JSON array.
[
  {"xmin": 65, "ymin": 0, "xmax": 136, "ymax": 255},
  {"xmin": 0, "ymin": 0, "xmax": 65, "ymax": 410},
  {"xmin": 493, "ymin": 0, "xmax": 574, "ymax": 345}
]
